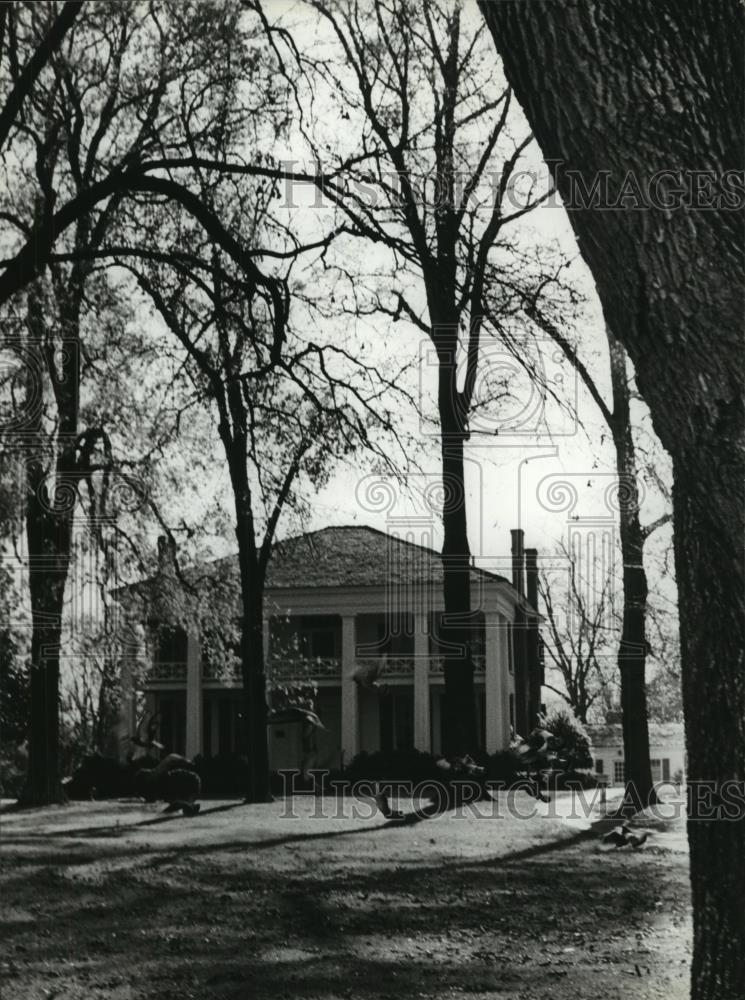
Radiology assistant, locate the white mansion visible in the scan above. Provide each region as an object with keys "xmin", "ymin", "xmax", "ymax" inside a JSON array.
[{"xmin": 114, "ymin": 526, "xmax": 544, "ymax": 769}]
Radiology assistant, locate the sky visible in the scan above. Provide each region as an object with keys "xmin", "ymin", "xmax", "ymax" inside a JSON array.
[
  {"xmin": 1, "ymin": 0, "xmax": 678, "ymax": 677},
  {"xmin": 250, "ymin": 0, "xmax": 675, "ymax": 609}
]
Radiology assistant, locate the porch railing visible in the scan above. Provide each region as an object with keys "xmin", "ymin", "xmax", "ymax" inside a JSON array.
[
  {"xmin": 148, "ymin": 661, "xmax": 187, "ymax": 683},
  {"xmin": 265, "ymin": 657, "xmax": 342, "ymax": 683},
  {"xmin": 152, "ymin": 652, "xmax": 487, "ymax": 686}
]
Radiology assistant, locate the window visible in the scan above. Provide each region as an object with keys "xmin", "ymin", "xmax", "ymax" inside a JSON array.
[
  {"xmin": 650, "ymin": 758, "xmax": 662, "ymax": 783},
  {"xmin": 380, "ymin": 689, "xmax": 414, "ymax": 751},
  {"xmin": 595, "ymin": 759, "xmax": 604, "ymax": 775},
  {"xmin": 218, "ymin": 697, "xmax": 242, "ymax": 755},
  {"xmin": 156, "ymin": 695, "xmax": 186, "ymax": 755},
  {"xmin": 297, "ymin": 616, "xmax": 340, "ymax": 659},
  {"xmin": 613, "ymin": 760, "xmax": 626, "ymax": 784}
]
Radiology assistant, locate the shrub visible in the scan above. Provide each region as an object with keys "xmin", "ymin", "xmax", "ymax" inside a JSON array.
[
  {"xmin": 64, "ymin": 752, "xmax": 160, "ymax": 800},
  {"xmin": 193, "ymin": 752, "xmax": 249, "ymax": 795},
  {"xmin": 538, "ymin": 706, "xmax": 593, "ymax": 771},
  {"xmin": 483, "ymin": 749, "xmax": 519, "ymax": 784},
  {"xmin": 346, "ymin": 748, "xmax": 440, "ymax": 783}
]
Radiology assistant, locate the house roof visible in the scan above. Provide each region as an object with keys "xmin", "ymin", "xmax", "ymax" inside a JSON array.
[
  {"xmin": 586, "ymin": 722, "xmax": 685, "ymax": 748},
  {"xmin": 239, "ymin": 525, "xmax": 511, "ymax": 590},
  {"xmin": 118, "ymin": 525, "xmax": 515, "ymax": 600}
]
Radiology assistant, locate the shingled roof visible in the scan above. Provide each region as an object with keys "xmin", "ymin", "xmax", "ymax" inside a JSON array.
[
  {"xmin": 262, "ymin": 525, "xmax": 511, "ymax": 590},
  {"xmin": 116, "ymin": 525, "xmax": 514, "ymax": 602}
]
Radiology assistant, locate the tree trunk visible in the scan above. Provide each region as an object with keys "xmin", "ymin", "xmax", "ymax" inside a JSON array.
[
  {"xmin": 22, "ymin": 448, "xmax": 72, "ymax": 806},
  {"xmin": 608, "ymin": 332, "xmax": 656, "ymax": 809},
  {"xmin": 19, "ymin": 287, "xmax": 76, "ymax": 806},
  {"xmin": 238, "ymin": 585, "xmax": 270, "ymax": 804},
  {"xmin": 23, "ymin": 506, "xmax": 68, "ymax": 806},
  {"xmin": 480, "ymin": 3, "xmax": 745, "ymax": 995},
  {"xmin": 225, "ymin": 439, "xmax": 271, "ymax": 803},
  {"xmin": 675, "ymin": 457, "xmax": 745, "ymax": 1000},
  {"xmin": 438, "ymin": 346, "xmax": 476, "ymax": 756}
]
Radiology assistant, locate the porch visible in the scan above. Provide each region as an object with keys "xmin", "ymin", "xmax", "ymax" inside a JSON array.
[{"xmin": 143, "ymin": 608, "xmax": 516, "ymax": 767}]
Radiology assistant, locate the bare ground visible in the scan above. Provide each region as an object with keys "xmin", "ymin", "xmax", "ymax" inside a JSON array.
[{"xmin": 0, "ymin": 791, "xmax": 692, "ymax": 1000}]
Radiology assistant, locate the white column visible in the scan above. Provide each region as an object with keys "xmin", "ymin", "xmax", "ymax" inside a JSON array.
[
  {"xmin": 185, "ymin": 632, "xmax": 202, "ymax": 759},
  {"xmin": 485, "ymin": 611, "xmax": 503, "ymax": 753},
  {"xmin": 413, "ymin": 613, "xmax": 430, "ymax": 751},
  {"xmin": 112, "ymin": 615, "xmax": 142, "ymax": 760},
  {"xmin": 341, "ymin": 614, "xmax": 359, "ymax": 766}
]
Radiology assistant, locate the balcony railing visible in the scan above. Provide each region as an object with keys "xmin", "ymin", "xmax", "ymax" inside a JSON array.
[
  {"xmin": 148, "ymin": 661, "xmax": 187, "ymax": 683},
  {"xmin": 202, "ymin": 659, "xmax": 242, "ymax": 682},
  {"xmin": 267, "ymin": 657, "xmax": 342, "ymax": 682},
  {"xmin": 429, "ymin": 655, "xmax": 485, "ymax": 675},
  {"xmin": 153, "ymin": 653, "xmax": 487, "ymax": 686}
]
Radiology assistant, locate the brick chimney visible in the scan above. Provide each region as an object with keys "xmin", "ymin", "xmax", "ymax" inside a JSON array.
[
  {"xmin": 525, "ymin": 548, "xmax": 538, "ymax": 609},
  {"xmin": 510, "ymin": 528, "xmax": 525, "ymax": 597},
  {"xmin": 524, "ymin": 547, "xmax": 543, "ymax": 725}
]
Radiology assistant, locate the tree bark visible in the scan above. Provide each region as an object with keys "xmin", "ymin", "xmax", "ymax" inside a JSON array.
[
  {"xmin": 20, "ymin": 285, "xmax": 77, "ymax": 806},
  {"xmin": 437, "ymin": 329, "xmax": 476, "ymax": 755},
  {"xmin": 23, "ymin": 500, "xmax": 68, "ymax": 806},
  {"xmin": 223, "ymin": 434, "xmax": 271, "ymax": 804},
  {"xmin": 607, "ymin": 331, "xmax": 656, "ymax": 809},
  {"xmin": 480, "ymin": 3, "xmax": 745, "ymax": 996}
]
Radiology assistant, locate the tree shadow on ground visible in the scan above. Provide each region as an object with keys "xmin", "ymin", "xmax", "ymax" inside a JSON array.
[{"xmin": 0, "ymin": 809, "xmax": 691, "ymax": 1000}]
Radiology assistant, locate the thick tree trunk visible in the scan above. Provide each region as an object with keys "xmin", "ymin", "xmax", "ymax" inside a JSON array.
[
  {"xmin": 438, "ymin": 347, "xmax": 476, "ymax": 755},
  {"xmin": 225, "ymin": 443, "xmax": 271, "ymax": 803},
  {"xmin": 480, "ymin": 3, "xmax": 745, "ymax": 996},
  {"xmin": 608, "ymin": 332, "xmax": 656, "ymax": 809},
  {"xmin": 675, "ymin": 457, "xmax": 745, "ymax": 1000},
  {"xmin": 19, "ymin": 288, "xmax": 76, "ymax": 806},
  {"xmin": 238, "ymin": 585, "xmax": 270, "ymax": 804},
  {"xmin": 24, "ymin": 602, "xmax": 65, "ymax": 804},
  {"xmin": 21, "ymin": 449, "xmax": 72, "ymax": 806}
]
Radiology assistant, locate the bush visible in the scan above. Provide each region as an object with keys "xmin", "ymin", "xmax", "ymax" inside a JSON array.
[
  {"xmin": 64, "ymin": 752, "xmax": 160, "ymax": 799},
  {"xmin": 346, "ymin": 748, "xmax": 441, "ymax": 783},
  {"xmin": 483, "ymin": 750, "xmax": 520, "ymax": 784},
  {"xmin": 193, "ymin": 752, "xmax": 250, "ymax": 795},
  {"xmin": 345, "ymin": 747, "xmax": 520, "ymax": 797},
  {"xmin": 538, "ymin": 706, "xmax": 593, "ymax": 771}
]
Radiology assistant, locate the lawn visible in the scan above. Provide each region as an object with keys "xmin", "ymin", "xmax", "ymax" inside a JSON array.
[{"xmin": 0, "ymin": 790, "xmax": 691, "ymax": 1000}]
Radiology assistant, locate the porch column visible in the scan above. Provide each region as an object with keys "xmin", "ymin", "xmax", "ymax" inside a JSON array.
[
  {"xmin": 185, "ymin": 632, "xmax": 202, "ymax": 759},
  {"xmin": 413, "ymin": 613, "xmax": 430, "ymax": 751},
  {"xmin": 341, "ymin": 614, "xmax": 359, "ymax": 766},
  {"xmin": 485, "ymin": 611, "xmax": 507, "ymax": 753},
  {"xmin": 112, "ymin": 615, "xmax": 143, "ymax": 760}
]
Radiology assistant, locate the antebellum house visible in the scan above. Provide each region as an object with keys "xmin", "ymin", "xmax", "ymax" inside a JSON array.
[
  {"xmin": 586, "ymin": 722, "xmax": 687, "ymax": 787},
  {"xmin": 113, "ymin": 526, "xmax": 544, "ymax": 769}
]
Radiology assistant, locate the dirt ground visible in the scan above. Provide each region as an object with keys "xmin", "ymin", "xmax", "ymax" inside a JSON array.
[{"xmin": 0, "ymin": 790, "xmax": 692, "ymax": 1000}]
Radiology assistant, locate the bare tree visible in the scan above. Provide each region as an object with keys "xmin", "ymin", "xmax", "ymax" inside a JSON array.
[
  {"xmin": 0, "ymin": 1, "xmax": 81, "ymax": 153},
  {"xmin": 507, "ymin": 276, "xmax": 671, "ymax": 802},
  {"xmin": 539, "ymin": 542, "xmax": 616, "ymax": 724},
  {"xmin": 2, "ymin": 0, "xmax": 291, "ymax": 803},
  {"xmin": 257, "ymin": 0, "xmax": 559, "ymax": 752}
]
